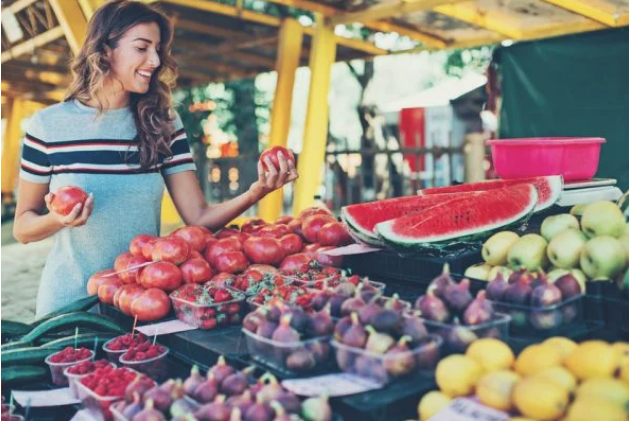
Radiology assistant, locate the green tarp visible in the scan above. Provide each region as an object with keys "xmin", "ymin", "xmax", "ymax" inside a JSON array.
[{"xmin": 499, "ymin": 28, "xmax": 629, "ymax": 190}]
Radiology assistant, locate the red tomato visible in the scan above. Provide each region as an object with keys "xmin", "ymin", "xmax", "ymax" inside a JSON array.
[
  {"xmin": 131, "ymin": 288, "xmax": 171, "ymax": 322},
  {"xmin": 302, "ymin": 243, "xmax": 322, "ymax": 258},
  {"xmin": 87, "ymin": 269, "xmax": 117, "ymax": 296},
  {"xmin": 317, "ymin": 222, "xmax": 353, "ymax": 247},
  {"xmin": 279, "ymin": 234, "xmax": 303, "ymax": 255},
  {"xmin": 204, "ymin": 237, "xmax": 242, "ymax": 266},
  {"xmin": 215, "ymin": 228, "xmax": 241, "ymax": 239},
  {"xmin": 172, "ymin": 226, "xmax": 208, "ymax": 252},
  {"xmin": 246, "ymin": 264, "xmax": 278, "ymax": 276},
  {"xmin": 114, "ymin": 252, "xmax": 134, "ymax": 273},
  {"xmin": 302, "ymin": 214, "xmax": 336, "ymax": 243},
  {"xmin": 180, "ymin": 258, "xmax": 214, "ymax": 284},
  {"xmin": 151, "ymin": 237, "xmax": 190, "ymax": 265},
  {"xmin": 243, "ymin": 237, "xmax": 285, "ymax": 265},
  {"xmin": 241, "ymin": 218, "xmax": 267, "ymax": 234},
  {"xmin": 129, "ymin": 235, "xmax": 156, "ymax": 258},
  {"xmin": 276, "ymin": 216, "xmax": 294, "ymax": 225},
  {"xmin": 138, "ymin": 261, "xmax": 182, "ymax": 291},
  {"xmin": 98, "ymin": 279, "xmax": 123, "ymax": 305},
  {"xmin": 299, "ymin": 206, "xmax": 333, "ymax": 220},
  {"xmin": 141, "ymin": 238, "xmax": 159, "ymax": 261},
  {"xmin": 116, "ymin": 284, "xmax": 146, "ymax": 315},
  {"xmin": 314, "ymin": 246, "xmax": 344, "ymax": 268},
  {"xmin": 214, "ymin": 250, "xmax": 249, "ymax": 274},
  {"xmin": 119, "ymin": 255, "xmax": 148, "ymax": 284},
  {"xmin": 279, "ymin": 253, "xmax": 312, "ymax": 272},
  {"xmin": 260, "ymin": 146, "xmax": 295, "ymax": 171},
  {"xmin": 50, "ymin": 186, "xmax": 88, "ymax": 216},
  {"xmin": 210, "ymin": 272, "xmax": 236, "ymax": 286}
]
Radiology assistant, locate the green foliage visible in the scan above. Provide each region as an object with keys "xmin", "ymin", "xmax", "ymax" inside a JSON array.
[{"xmin": 445, "ymin": 46, "xmax": 494, "ymax": 77}]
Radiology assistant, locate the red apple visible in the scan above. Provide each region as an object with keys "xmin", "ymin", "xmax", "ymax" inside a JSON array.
[
  {"xmin": 87, "ymin": 269, "xmax": 117, "ymax": 296},
  {"xmin": 50, "ymin": 186, "xmax": 88, "ymax": 216},
  {"xmin": 279, "ymin": 234, "xmax": 303, "ymax": 255},
  {"xmin": 130, "ymin": 234, "xmax": 157, "ymax": 258},
  {"xmin": 172, "ymin": 226, "xmax": 208, "ymax": 252},
  {"xmin": 180, "ymin": 258, "xmax": 214, "ymax": 284},
  {"xmin": 260, "ymin": 146, "xmax": 295, "ymax": 171},
  {"xmin": 302, "ymin": 214, "xmax": 336, "ymax": 243}
]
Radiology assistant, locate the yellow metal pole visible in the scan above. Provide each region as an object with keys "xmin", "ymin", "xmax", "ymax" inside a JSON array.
[
  {"xmin": 48, "ymin": 0, "xmax": 88, "ymax": 55},
  {"xmin": 259, "ymin": 18, "xmax": 304, "ymax": 221},
  {"xmin": 1, "ymin": 98, "xmax": 25, "ymax": 194},
  {"xmin": 293, "ymin": 15, "xmax": 336, "ymax": 215}
]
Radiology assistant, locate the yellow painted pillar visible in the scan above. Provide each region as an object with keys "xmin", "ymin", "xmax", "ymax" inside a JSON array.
[
  {"xmin": 293, "ymin": 15, "xmax": 336, "ymax": 215},
  {"xmin": 259, "ymin": 18, "xmax": 304, "ymax": 221},
  {"xmin": 49, "ymin": 0, "xmax": 88, "ymax": 55},
  {"xmin": 2, "ymin": 98, "xmax": 24, "ymax": 194}
]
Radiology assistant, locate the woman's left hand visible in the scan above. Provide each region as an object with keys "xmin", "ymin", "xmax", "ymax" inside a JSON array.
[{"xmin": 250, "ymin": 151, "xmax": 299, "ymax": 199}]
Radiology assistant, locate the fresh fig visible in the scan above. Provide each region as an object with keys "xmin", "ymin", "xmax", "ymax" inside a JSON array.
[
  {"xmin": 193, "ymin": 374, "xmax": 219, "ymax": 403},
  {"xmin": 529, "ymin": 310, "xmax": 563, "ymax": 330},
  {"xmin": 340, "ymin": 292, "xmax": 366, "ymax": 316},
  {"xmin": 328, "ymin": 293, "xmax": 347, "ymax": 318},
  {"xmin": 486, "ymin": 273, "xmax": 509, "ymax": 301},
  {"xmin": 530, "ymin": 283, "xmax": 562, "ymax": 307},
  {"xmin": 401, "ymin": 313, "xmax": 428, "ymax": 344},
  {"xmin": 230, "ymin": 408, "xmax": 243, "ymax": 421},
  {"xmin": 269, "ymin": 400, "xmax": 292, "ymax": 421},
  {"xmin": 226, "ymin": 391, "xmax": 254, "ymax": 414},
  {"xmin": 310, "ymin": 290, "xmax": 332, "ymax": 311},
  {"xmin": 256, "ymin": 374, "xmax": 284, "ymax": 403},
  {"xmin": 184, "ymin": 365, "xmax": 205, "ymax": 396},
  {"xmin": 341, "ymin": 313, "xmax": 368, "ymax": 348},
  {"xmin": 358, "ymin": 282, "xmax": 379, "ymax": 303},
  {"xmin": 502, "ymin": 281, "xmax": 532, "ymax": 305},
  {"xmin": 142, "ymin": 385, "xmax": 171, "ymax": 412},
  {"xmin": 384, "ymin": 294, "xmax": 408, "ymax": 313},
  {"xmin": 171, "ymin": 397, "xmax": 201, "ymax": 418},
  {"xmin": 132, "ymin": 399, "xmax": 166, "ymax": 421},
  {"xmin": 365, "ymin": 325, "xmax": 395, "ymax": 354},
  {"xmin": 354, "ymin": 355, "xmax": 388, "ymax": 383},
  {"xmin": 371, "ymin": 309, "xmax": 402, "ymax": 336},
  {"xmin": 415, "ymin": 291, "xmax": 451, "ymax": 323},
  {"xmin": 301, "ymin": 395, "xmax": 332, "ymax": 421},
  {"xmin": 415, "ymin": 337, "xmax": 441, "ymax": 370},
  {"xmin": 272, "ymin": 314, "xmax": 300, "ymax": 343},
  {"xmin": 221, "ymin": 368, "xmax": 254, "ymax": 396},
  {"xmin": 121, "ymin": 393, "xmax": 143, "ymax": 420},
  {"xmin": 285, "ymin": 307, "xmax": 309, "ymax": 333},
  {"xmin": 462, "ymin": 291, "xmax": 494, "ymax": 326},
  {"xmin": 554, "ymin": 274, "xmax": 582, "ymax": 299},
  {"xmin": 445, "ymin": 324, "xmax": 478, "ymax": 353},
  {"xmin": 195, "ymin": 395, "xmax": 230, "ymax": 421},
  {"xmin": 427, "ymin": 263, "xmax": 455, "ymax": 299},
  {"xmin": 266, "ymin": 302, "xmax": 284, "ymax": 323},
  {"xmin": 274, "ymin": 392, "xmax": 302, "ymax": 414},
  {"xmin": 209, "ymin": 356, "xmax": 236, "ymax": 385},
  {"xmin": 125, "ymin": 375, "xmax": 155, "ymax": 402},
  {"xmin": 442, "ymin": 278, "xmax": 473, "ymax": 314},
  {"xmin": 256, "ymin": 320, "xmax": 279, "ymax": 339},
  {"xmin": 383, "ymin": 336, "xmax": 415, "ymax": 377},
  {"xmin": 243, "ymin": 310, "xmax": 267, "ymax": 333},
  {"xmin": 509, "ymin": 269, "xmax": 533, "ymax": 286},
  {"xmin": 334, "ymin": 315, "xmax": 352, "ymax": 342},
  {"xmin": 245, "ymin": 394, "xmax": 274, "ymax": 421},
  {"xmin": 286, "ymin": 350, "xmax": 316, "ymax": 372},
  {"xmin": 357, "ymin": 300, "xmax": 382, "ymax": 325},
  {"xmin": 306, "ymin": 305, "xmax": 334, "ymax": 337}
]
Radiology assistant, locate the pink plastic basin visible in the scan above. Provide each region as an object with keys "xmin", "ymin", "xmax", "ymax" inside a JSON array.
[{"xmin": 487, "ymin": 137, "xmax": 605, "ymax": 181}]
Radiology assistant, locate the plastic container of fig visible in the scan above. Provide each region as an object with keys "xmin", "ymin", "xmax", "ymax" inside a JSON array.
[
  {"xmin": 118, "ymin": 346, "xmax": 169, "ymax": 382},
  {"xmin": 242, "ymin": 329, "xmax": 333, "ymax": 377},
  {"xmin": 75, "ymin": 368, "xmax": 140, "ymax": 421},
  {"xmin": 110, "ymin": 396, "xmax": 201, "ymax": 421},
  {"xmin": 64, "ymin": 361, "xmax": 117, "ymax": 399},
  {"xmin": 294, "ymin": 278, "xmax": 386, "ymax": 292},
  {"xmin": 330, "ymin": 334, "xmax": 442, "ymax": 385},
  {"xmin": 44, "ymin": 349, "xmax": 95, "ymax": 387},
  {"xmin": 170, "ymin": 286, "xmax": 246, "ymax": 330},
  {"xmin": 490, "ymin": 294, "xmax": 584, "ymax": 337},
  {"xmin": 421, "ymin": 313, "xmax": 512, "ymax": 354}
]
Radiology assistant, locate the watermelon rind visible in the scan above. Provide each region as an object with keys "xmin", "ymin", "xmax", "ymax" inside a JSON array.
[
  {"xmin": 341, "ymin": 213, "xmax": 386, "ymax": 247},
  {"xmin": 417, "ymin": 175, "xmax": 562, "ymax": 212},
  {"xmin": 376, "ymin": 184, "xmax": 538, "ymax": 251}
]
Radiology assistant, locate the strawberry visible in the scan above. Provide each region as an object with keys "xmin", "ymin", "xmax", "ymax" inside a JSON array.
[{"xmin": 214, "ymin": 289, "xmax": 232, "ymax": 303}]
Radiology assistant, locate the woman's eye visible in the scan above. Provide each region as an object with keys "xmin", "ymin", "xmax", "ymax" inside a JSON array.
[{"xmin": 135, "ymin": 47, "xmax": 147, "ymax": 52}]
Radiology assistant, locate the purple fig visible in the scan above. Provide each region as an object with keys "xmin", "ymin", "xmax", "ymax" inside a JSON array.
[
  {"xmin": 272, "ymin": 314, "xmax": 300, "ymax": 343},
  {"xmin": 371, "ymin": 309, "xmax": 402, "ymax": 336},
  {"xmin": 328, "ymin": 294, "xmax": 347, "ymax": 318},
  {"xmin": 306, "ymin": 305, "xmax": 334, "ymax": 337},
  {"xmin": 428, "ymin": 263, "xmax": 455, "ymax": 299},
  {"xmin": 193, "ymin": 374, "xmax": 219, "ymax": 403},
  {"xmin": 266, "ymin": 302, "xmax": 284, "ymax": 323},
  {"xmin": 221, "ymin": 368, "xmax": 255, "ymax": 396},
  {"xmin": 365, "ymin": 325, "xmax": 395, "ymax": 354},
  {"xmin": 125, "ymin": 375, "xmax": 155, "ymax": 402},
  {"xmin": 195, "ymin": 395, "xmax": 230, "ymax": 421},
  {"xmin": 509, "ymin": 269, "xmax": 532, "ymax": 285},
  {"xmin": 310, "ymin": 290, "xmax": 332, "ymax": 311},
  {"xmin": 226, "ymin": 391, "xmax": 254, "ymax": 414},
  {"xmin": 256, "ymin": 374, "xmax": 284, "ymax": 403},
  {"xmin": 285, "ymin": 307, "xmax": 309, "ymax": 333},
  {"xmin": 269, "ymin": 400, "xmax": 292, "ymax": 421},
  {"xmin": 340, "ymin": 292, "xmax": 366, "ymax": 316},
  {"xmin": 121, "ymin": 393, "xmax": 143, "ymax": 419},
  {"xmin": 383, "ymin": 336, "xmax": 416, "ymax": 377},
  {"xmin": 256, "ymin": 320, "xmax": 279, "ymax": 339},
  {"xmin": 230, "ymin": 408, "xmax": 243, "ymax": 421},
  {"xmin": 341, "ymin": 313, "xmax": 368, "ymax": 348},
  {"xmin": 132, "ymin": 399, "xmax": 165, "ymax": 421},
  {"xmin": 183, "ymin": 365, "xmax": 205, "ymax": 396},
  {"xmin": 445, "ymin": 324, "xmax": 478, "ymax": 353},
  {"xmin": 486, "ymin": 273, "xmax": 509, "ymax": 301},
  {"xmin": 286, "ymin": 350, "xmax": 316, "ymax": 372},
  {"xmin": 209, "ymin": 356, "xmax": 236, "ymax": 385},
  {"xmin": 357, "ymin": 300, "xmax": 383, "ymax": 325},
  {"xmin": 415, "ymin": 291, "xmax": 451, "ymax": 322},
  {"xmin": 415, "ymin": 336, "xmax": 441, "ymax": 370},
  {"xmin": 462, "ymin": 291, "xmax": 494, "ymax": 326},
  {"xmin": 503, "ymin": 282, "xmax": 532, "ymax": 305},
  {"xmin": 301, "ymin": 395, "xmax": 333, "ymax": 421},
  {"xmin": 245, "ymin": 394, "xmax": 274, "ymax": 421},
  {"xmin": 555, "ymin": 274, "xmax": 581, "ymax": 299},
  {"xmin": 334, "ymin": 315, "xmax": 352, "ymax": 342},
  {"xmin": 171, "ymin": 397, "xmax": 201, "ymax": 417},
  {"xmin": 358, "ymin": 282, "xmax": 379, "ymax": 303},
  {"xmin": 274, "ymin": 392, "xmax": 301, "ymax": 414},
  {"xmin": 384, "ymin": 294, "xmax": 408, "ymax": 313},
  {"xmin": 530, "ymin": 283, "xmax": 562, "ymax": 307},
  {"xmin": 401, "ymin": 313, "xmax": 428, "ymax": 344},
  {"xmin": 243, "ymin": 310, "xmax": 267, "ymax": 333},
  {"xmin": 443, "ymin": 278, "xmax": 473, "ymax": 314},
  {"xmin": 354, "ymin": 354, "xmax": 387, "ymax": 383},
  {"xmin": 142, "ymin": 385, "xmax": 171, "ymax": 412}
]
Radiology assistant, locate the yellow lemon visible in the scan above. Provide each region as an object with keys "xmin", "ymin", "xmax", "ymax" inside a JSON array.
[
  {"xmin": 515, "ymin": 344, "xmax": 563, "ymax": 376},
  {"xmin": 564, "ymin": 398, "xmax": 629, "ymax": 421},
  {"xmin": 612, "ymin": 342, "xmax": 629, "ymax": 368},
  {"xmin": 621, "ymin": 362, "xmax": 629, "ymax": 385},
  {"xmin": 543, "ymin": 337, "xmax": 577, "ymax": 360},
  {"xmin": 576, "ymin": 378, "xmax": 629, "ymax": 409},
  {"xmin": 564, "ymin": 340, "xmax": 617, "ymax": 380},
  {"xmin": 533, "ymin": 366, "xmax": 577, "ymax": 393},
  {"xmin": 417, "ymin": 391, "xmax": 451, "ymax": 421},
  {"xmin": 476, "ymin": 370, "xmax": 521, "ymax": 411},
  {"xmin": 466, "ymin": 338, "xmax": 515, "ymax": 372},
  {"xmin": 435, "ymin": 354, "xmax": 483, "ymax": 397},
  {"xmin": 513, "ymin": 377, "xmax": 569, "ymax": 421}
]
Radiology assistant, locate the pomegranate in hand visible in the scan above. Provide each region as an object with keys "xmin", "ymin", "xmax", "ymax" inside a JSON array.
[{"xmin": 50, "ymin": 186, "xmax": 89, "ymax": 216}]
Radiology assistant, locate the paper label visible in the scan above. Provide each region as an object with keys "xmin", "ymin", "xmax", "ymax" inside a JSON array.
[
  {"xmin": 135, "ymin": 319, "xmax": 197, "ymax": 336},
  {"xmin": 12, "ymin": 388, "xmax": 80, "ymax": 407},
  {"xmin": 319, "ymin": 244, "xmax": 381, "ymax": 256},
  {"xmin": 281, "ymin": 373, "xmax": 382, "ymax": 397},
  {"xmin": 430, "ymin": 397, "xmax": 510, "ymax": 421}
]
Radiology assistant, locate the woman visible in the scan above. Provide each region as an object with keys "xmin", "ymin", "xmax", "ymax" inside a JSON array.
[{"xmin": 13, "ymin": 0, "xmax": 298, "ymax": 317}]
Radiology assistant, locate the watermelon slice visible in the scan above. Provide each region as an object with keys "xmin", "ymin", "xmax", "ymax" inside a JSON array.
[
  {"xmin": 376, "ymin": 184, "xmax": 538, "ymax": 249},
  {"xmin": 418, "ymin": 175, "xmax": 563, "ymax": 212},
  {"xmin": 341, "ymin": 192, "xmax": 481, "ymax": 246}
]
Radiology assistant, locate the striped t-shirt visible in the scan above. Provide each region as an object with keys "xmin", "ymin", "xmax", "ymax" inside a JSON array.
[{"xmin": 19, "ymin": 99, "xmax": 196, "ymax": 316}]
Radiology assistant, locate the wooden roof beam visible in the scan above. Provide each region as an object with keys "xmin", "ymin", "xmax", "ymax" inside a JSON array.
[
  {"xmin": 48, "ymin": 0, "xmax": 88, "ymax": 55},
  {"xmin": 174, "ymin": 17, "xmax": 249, "ymax": 40},
  {"xmin": 537, "ymin": 0, "xmax": 629, "ymax": 27},
  {"xmin": 1, "ymin": 26, "xmax": 65, "ymax": 64}
]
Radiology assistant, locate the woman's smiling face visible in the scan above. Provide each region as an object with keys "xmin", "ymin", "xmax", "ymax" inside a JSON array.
[{"xmin": 107, "ymin": 22, "xmax": 161, "ymax": 95}]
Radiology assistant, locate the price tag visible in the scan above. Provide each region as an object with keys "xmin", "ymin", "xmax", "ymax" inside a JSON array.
[
  {"xmin": 430, "ymin": 398, "xmax": 510, "ymax": 421},
  {"xmin": 319, "ymin": 244, "xmax": 381, "ymax": 256},
  {"xmin": 135, "ymin": 320, "xmax": 197, "ymax": 336},
  {"xmin": 281, "ymin": 373, "xmax": 382, "ymax": 397},
  {"xmin": 12, "ymin": 388, "xmax": 80, "ymax": 407}
]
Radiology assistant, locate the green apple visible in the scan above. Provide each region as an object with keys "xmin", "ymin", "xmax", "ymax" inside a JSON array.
[
  {"xmin": 581, "ymin": 201, "xmax": 626, "ymax": 238},
  {"xmin": 570, "ymin": 203, "xmax": 587, "ymax": 217},
  {"xmin": 487, "ymin": 265, "xmax": 513, "ymax": 282},
  {"xmin": 546, "ymin": 228, "xmax": 587, "ymax": 269},
  {"xmin": 580, "ymin": 236, "xmax": 627, "ymax": 279},
  {"xmin": 482, "ymin": 231, "xmax": 520, "ymax": 265},
  {"xmin": 540, "ymin": 214, "xmax": 580, "ymax": 241},
  {"xmin": 507, "ymin": 234, "xmax": 549, "ymax": 271},
  {"xmin": 464, "ymin": 263, "xmax": 492, "ymax": 281}
]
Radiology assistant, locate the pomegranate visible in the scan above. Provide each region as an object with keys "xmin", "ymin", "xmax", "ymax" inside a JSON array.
[
  {"xmin": 98, "ymin": 279, "xmax": 123, "ymax": 305},
  {"xmin": 302, "ymin": 243, "xmax": 322, "ymax": 258},
  {"xmin": 276, "ymin": 216, "xmax": 293, "ymax": 225},
  {"xmin": 129, "ymin": 234, "xmax": 157, "ymax": 257},
  {"xmin": 214, "ymin": 250, "xmax": 249, "ymax": 274},
  {"xmin": 180, "ymin": 258, "xmax": 214, "ymax": 284},
  {"xmin": 114, "ymin": 252, "xmax": 134, "ymax": 273},
  {"xmin": 204, "ymin": 237, "xmax": 242, "ymax": 266},
  {"xmin": 215, "ymin": 228, "xmax": 241, "ymax": 239},
  {"xmin": 278, "ymin": 234, "xmax": 303, "ymax": 255},
  {"xmin": 257, "ymin": 225, "xmax": 285, "ymax": 238},
  {"xmin": 141, "ymin": 238, "xmax": 159, "ymax": 261},
  {"xmin": 241, "ymin": 218, "xmax": 267, "ymax": 234},
  {"xmin": 302, "ymin": 214, "xmax": 336, "ymax": 243},
  {"xmin": 260, "ymin": 146, "xmax": 295, "ymax": 171},
  {"xmin": 243, "ymin": 237, "xmax": 285, "ymax": 265},
  {"xmin": 279, "ymin": 253, "xmax": 311, "ymax": 272},
  {"xmin": 116, "ymin": 284, "xmax": 146, "ymax": 315},
  {"xmin": 131, "ymin": 288, "xmax": 171, "ymax": 321},
  {"xmin": 172, "ymin": 226, "xmax": 208, "ymax": 252},
  {"xmin": 317, "ymin": 221, "xmax": 352, "ymax": 246},
  {"xmin": 50, "ymin": 186, "xmax": 88, "ymax": 216},
  {"xmin": 151, "ymin": 237, "xmax": 190, "ymax": 265},
  {"xmin": 299, "ymin": 206, "xmax": 333, "ymax": 220},
  {"xmin": 119, "ymin": 255, "xmax": 148, "ymax": 284},
  {"xmin": 138, "ymin": 261, "xmax": 182, "ymax": 291},
  {"xmin": 87, "ymin": 269, "xmax": 117, "ymax": 296}
]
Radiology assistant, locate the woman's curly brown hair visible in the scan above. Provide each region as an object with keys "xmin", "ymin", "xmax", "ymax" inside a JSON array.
[{"xmin": 65, "ymin": 0, "xmax": 178, "ymax": 169}]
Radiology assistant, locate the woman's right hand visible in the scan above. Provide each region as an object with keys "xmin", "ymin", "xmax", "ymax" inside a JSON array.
[{"xmin": 44, "ymin": 192, "xmax": 94, "ymax": 227}]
